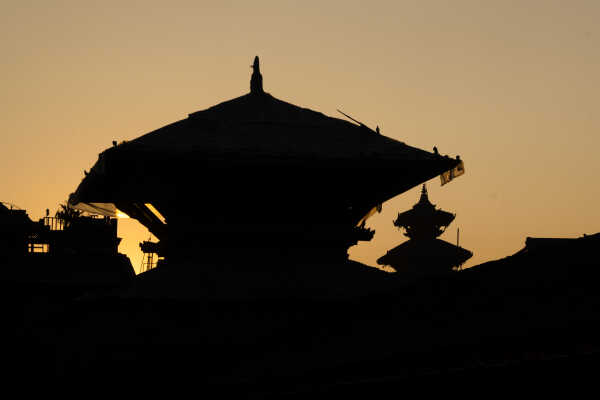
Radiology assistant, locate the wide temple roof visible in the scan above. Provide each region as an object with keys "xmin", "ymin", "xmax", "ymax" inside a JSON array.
[
  {"xmin": 123, "ymin": 55, "xmax": 441, "ymax": 161},
  {"xmin": 119, "ymin": 91, "xmax": 442, "ymax": 163},
  {"xmin": 69, "ymin": 57, "xmax": 463, "ymax": 237}
]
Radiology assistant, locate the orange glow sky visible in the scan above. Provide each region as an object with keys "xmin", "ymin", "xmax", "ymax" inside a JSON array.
[{"xmin": 2, "ymin": 1, "xmax": 599, "ymax": 274}]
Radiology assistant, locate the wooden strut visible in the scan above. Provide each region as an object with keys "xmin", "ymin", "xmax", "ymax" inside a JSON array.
[{"xmin": 336, "ymin": 109, "xmax": 378, "ymax": 134}]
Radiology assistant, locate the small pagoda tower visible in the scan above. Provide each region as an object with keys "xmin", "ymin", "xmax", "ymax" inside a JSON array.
[{"xmin": 377, "ymin": 184, "xmax": 472, "ymax": 276}]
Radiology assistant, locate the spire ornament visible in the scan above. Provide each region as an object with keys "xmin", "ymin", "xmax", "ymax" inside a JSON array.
[{"xmin": 250, "ymin": 56, "xmax": 263, "ymax": 94}]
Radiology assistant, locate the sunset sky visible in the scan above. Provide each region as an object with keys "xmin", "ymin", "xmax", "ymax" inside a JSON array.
[{"xmin": 2, "ymin": 1, "xmax": 598, "ymax": 274}]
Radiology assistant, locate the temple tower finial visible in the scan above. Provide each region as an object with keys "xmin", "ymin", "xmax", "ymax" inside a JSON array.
[
  {"xmin": 250, "ymin": 56, "xmax": 263, "ymax": 94},
  {"xmin": 419, "ymin": 184, "xmax": 429, "ymax": 203}
]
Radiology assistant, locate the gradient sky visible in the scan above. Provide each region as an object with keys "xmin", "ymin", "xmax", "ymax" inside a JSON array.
[{"xmin": 2, "ymin": 1, "xmax": 598, "ymax": 273}]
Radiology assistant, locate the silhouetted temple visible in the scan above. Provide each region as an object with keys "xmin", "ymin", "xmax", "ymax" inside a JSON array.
[
  {"xmin": 68, "ymin": 56, "xmax": 463, "ymax": 296},
  {"xmin": 6, "ymin": 57, "xmax": 600, "ymax": 394},
  {"xmin": 377, "ymin": 184, "xmax": 472, "ymax": 276}
]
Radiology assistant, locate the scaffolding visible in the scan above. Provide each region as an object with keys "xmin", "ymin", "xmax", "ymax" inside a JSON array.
[
  {"xmin": 140, "ymin": 251, "xmax": 157, "ymax": 273},
  {"xmin": 139, "ymin": 239, "xmax": 160, "ymax": 273}
]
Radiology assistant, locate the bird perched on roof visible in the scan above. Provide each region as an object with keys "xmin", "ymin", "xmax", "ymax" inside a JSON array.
[
  {"xmin": 112, "ymin": 140, "xmax": 117, "ymax": 147},
  {"xmin": 433, "ymin": 146, "xmax": 439, "ymax": 155}
]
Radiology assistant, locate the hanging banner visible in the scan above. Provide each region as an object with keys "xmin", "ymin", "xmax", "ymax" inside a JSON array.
[{"xmin": 441, "ymin": 160, "xmax": 465, "ymax": 186}]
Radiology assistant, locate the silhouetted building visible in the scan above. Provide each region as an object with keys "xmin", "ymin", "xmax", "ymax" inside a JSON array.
[
  {"xmin": 67, "ymin": 56, "xmax": 464, "ymax": 297},
  {"xmin": 0, "ymin": 202, "xmax": 133, "ymax": 287},
  {"xmin": 0, "ymin": 202, "xmax": 38, "ymax": 256},
  {"xmin": 471, "ymin": 232, "xmax": 600, "ymax": 272},
  {"xmin": 377, "ymin": 184, "xmax": 472, "ymax": 276}
]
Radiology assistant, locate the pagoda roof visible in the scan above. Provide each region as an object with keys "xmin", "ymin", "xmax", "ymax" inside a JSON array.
[
  {"xmin": 113, "ymin": 91, "xmax": 444, "ymax": 162},
  {"xmin": 394, "ymin": 185, "xmax": 455, "ymax": 228},
  {"xmin": 377, "ymin": 238, "xmax": 473, "ymax": 271},
  {"xmin": 69, "ymin": 57, "xmax": 463, "ymax": 232},
  {"xmin": 120, "ymin": 55, "xmax": 445, "ymax": 162}
]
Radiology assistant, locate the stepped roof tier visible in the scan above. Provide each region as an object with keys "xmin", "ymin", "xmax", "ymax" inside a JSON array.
[
  {"xmin": 69, "ymin": 57, "xmax": 463, "ymax": 267},
  {"xmin": 394, "ymin": 184, "xmax": 456, "ymax": 240},
  {"xmin": 377, "ymin": 238, "xmax": 473, "ymax": 275}
]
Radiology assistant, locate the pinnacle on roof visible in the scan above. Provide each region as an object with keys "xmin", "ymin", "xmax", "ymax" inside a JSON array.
[
  {"xmin": 418, "ymin": 184, "xmax": 432, "ymax": 206},
  {"xmin": 250, "ymin": 55, "xmax": 263, "ymax": 94},
  {"xmin": 393, "ymin": 184, "xmax": 456, "ymax": 240}
]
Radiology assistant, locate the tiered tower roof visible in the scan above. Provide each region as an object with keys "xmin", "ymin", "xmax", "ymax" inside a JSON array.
[{"xmin": 393, "ymin": 184, "xmax": 455, "ymax": 240}]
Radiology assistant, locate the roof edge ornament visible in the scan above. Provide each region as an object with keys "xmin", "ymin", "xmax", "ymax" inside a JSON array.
[{"xmin": 250, "ymin": 55, "xmax": 263, "ymax": 94}]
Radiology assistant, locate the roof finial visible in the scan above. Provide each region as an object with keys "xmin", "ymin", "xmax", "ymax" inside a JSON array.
[
  {"xmin": 419, "ymin": 184, "xmax": 429, "ymax": 203},
  {"xmin": 250, "ymin": 55, "xmax": 263, "ymax": 94}
]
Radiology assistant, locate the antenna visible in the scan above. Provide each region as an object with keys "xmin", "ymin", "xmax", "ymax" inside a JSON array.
[
  {"xmin": 336, "ymin": 109, "xmax": 378, "ymax": 134},
  {"xmin": 456, "ymin": 227, "xmax": 461, "ymax": 271},
  {"xmin": 1, "ymin": 201, "xmax": 22, "ymax": 210}
]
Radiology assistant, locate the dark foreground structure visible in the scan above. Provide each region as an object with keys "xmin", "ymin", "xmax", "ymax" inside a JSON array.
[
  {"xmin": 2, "ymin": 58, "xmax": 597, "ymax": 395},
  {"xmin": 0, "ymin": 202, "xmax": 133, "ymax": 287},
  {"xmin": 2, "ymin": 232, "xmax": 599, "ymax": 395}
]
